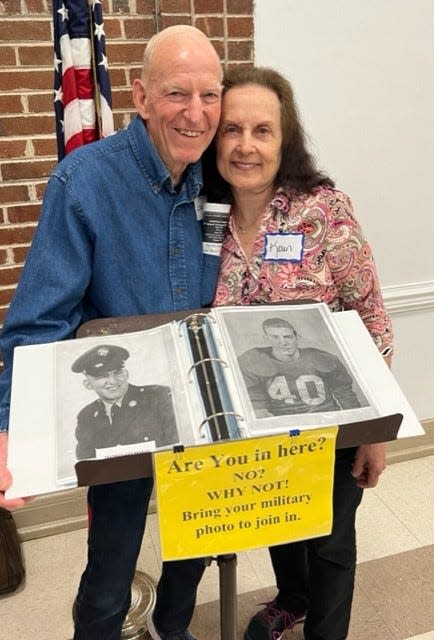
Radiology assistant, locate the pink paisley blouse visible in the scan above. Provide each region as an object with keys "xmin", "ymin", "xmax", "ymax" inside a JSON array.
[{"xmin": 214, "ymin": 187, "xmax": 393, "ymax": 356}]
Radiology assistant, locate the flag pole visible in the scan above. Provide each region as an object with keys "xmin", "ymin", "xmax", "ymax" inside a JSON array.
[{"xmin": 87, "ymin": 0, "xmax": 103, "ymax": 139}]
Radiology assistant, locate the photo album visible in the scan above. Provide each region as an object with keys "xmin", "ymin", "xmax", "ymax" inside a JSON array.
[{"xmin": 6, "ymin": 302, "xmax": 423, "ymax": 498}]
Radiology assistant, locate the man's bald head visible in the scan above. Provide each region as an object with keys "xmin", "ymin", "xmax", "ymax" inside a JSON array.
[{"xmin": 142, "ymin": 25, "xmax": 222, "ymax": 84}]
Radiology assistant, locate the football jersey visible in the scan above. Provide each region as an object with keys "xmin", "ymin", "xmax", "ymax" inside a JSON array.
[{"xmin": 238, "ymin": 347, "xmax": 360, "ymax": 415}]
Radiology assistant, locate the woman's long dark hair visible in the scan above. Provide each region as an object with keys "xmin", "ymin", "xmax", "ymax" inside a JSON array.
[{"xmin": 203, "ymin": 66, "xmax": 334, "ymax": 202}]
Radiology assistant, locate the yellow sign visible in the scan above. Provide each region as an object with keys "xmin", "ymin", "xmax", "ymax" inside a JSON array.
[{"xmin": 154, "ymin": 427, "xmax": 338, "ymax": 560}]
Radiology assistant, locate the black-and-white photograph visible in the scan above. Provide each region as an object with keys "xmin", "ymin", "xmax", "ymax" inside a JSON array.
[
  {"xmin": 4, "ymin": 305, "xmax": 424, "ymax": 499},
  {"xmin": 214, "ymin": 304, "xmax": 377, "ymax": 432},
  {"xmin": 55, "ymin": 328, "xmax": 180, "ymax": 485}
]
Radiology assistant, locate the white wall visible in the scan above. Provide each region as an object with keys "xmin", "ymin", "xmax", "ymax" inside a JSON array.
[{"xmin": 254, "ymin": 0, "xmax": 434, "ymax": 420}]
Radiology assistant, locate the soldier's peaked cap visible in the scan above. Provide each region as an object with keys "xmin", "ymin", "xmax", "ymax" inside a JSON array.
[{"xmin": 71, "ymin": 344, "xmax": 130, "ymax": 376}]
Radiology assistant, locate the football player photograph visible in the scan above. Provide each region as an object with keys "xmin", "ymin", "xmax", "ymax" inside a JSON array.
[
  {"xmin": 238, "ymin": 317, "xmax": 363, "ymax": 419},
  {"xmin": 71, "ymin": 344, "xmax": 178, "ymax": 461}
]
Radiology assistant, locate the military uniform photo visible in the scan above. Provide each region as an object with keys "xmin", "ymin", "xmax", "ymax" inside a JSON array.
[{"xmin": 71, "ymin": 344, "xmax": 178, "ymax": 460}]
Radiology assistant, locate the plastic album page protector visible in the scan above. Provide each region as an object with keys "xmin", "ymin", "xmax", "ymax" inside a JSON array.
[{"xmin": 210, "ymin": 303, "xmax": 380, "ymax": 437}]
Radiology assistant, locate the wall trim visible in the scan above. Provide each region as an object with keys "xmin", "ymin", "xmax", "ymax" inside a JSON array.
[
  {"xmin": 382, "ymin": 280, "xmax": 434, "ymax": 314},
  {"xmin": 386, "ymin": 418, "xmax": 434, "ymax": 464},
  {"xmin": 14, "ymin": 487, "xmax": 158, "ymax": 541},
  {"xmin": 14, "ymin": 419, "xmax": 434, "ymax": 540},
  {"xmin": 14, "ymin": 487, "xmax": 88, "ymax": 541}
]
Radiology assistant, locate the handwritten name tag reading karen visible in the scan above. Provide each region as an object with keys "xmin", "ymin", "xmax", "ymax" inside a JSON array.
[{"xmin": 264, "ymin": 232, "xmax": 304, "ymax": 262}]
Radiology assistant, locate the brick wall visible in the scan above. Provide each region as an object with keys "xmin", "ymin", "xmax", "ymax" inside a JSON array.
[{"xmin": 0, "ymin": 0, "xmax": 254, "ymax": 326}]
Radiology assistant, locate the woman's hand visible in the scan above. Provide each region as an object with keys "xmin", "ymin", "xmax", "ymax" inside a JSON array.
[{"xmin": 351, "ymin": 442, "xmax": 386, "ymax": 488}]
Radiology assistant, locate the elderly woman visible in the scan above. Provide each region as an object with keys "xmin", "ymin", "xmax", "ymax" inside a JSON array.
[{"xmin": 205, "ymin": 67, "xmax": 393, "ymax": 640}]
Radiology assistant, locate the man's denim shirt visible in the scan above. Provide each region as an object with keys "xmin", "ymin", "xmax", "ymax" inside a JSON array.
[{"xmin": 0, "ymin": 116, "xmax": 220, "ymax": 431}]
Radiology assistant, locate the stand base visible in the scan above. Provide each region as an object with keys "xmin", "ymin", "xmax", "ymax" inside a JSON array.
[
  {"xmin": 123, "ymin": 571, "xmax": 156, "ymax": 639},
  {"xmin": 72, "ymin": 571, "xmax": 156, "ymax": 640}
]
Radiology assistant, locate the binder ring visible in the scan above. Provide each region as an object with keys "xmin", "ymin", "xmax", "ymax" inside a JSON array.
[
  {"xmin": 187, "ymin": 357, "xmax": 228, "ymax": 381},
  {"xmin": 198, "ymin": 412, "xmax": 245, "ymax": 435}
]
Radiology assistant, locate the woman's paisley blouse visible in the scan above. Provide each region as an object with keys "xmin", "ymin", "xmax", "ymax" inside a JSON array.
[{"xmin": 214, "ymin": 187, "xmax": 393, "ymax": 356}]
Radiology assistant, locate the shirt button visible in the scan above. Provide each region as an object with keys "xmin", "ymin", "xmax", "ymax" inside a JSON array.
[
  {"xmin": 171, "ymin": 246, "xmax": 180, "ymax": 256},
  {"xmin": 174, "ymin": 287, "xmax": 183, "ymax": 296}
]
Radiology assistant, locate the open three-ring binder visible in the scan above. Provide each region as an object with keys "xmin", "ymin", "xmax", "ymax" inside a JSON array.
[{"xmin": 6, "ymin": 302, "xmax": 424, "ymax": 498}]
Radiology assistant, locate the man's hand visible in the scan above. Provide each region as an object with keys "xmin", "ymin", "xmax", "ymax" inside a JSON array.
[
  {"xmin": 351, "ymin": 442, "xmax": 386, "ymax": 489},
  {"xmin": 0, "ymin": 432, "xmax": 28, "ymax": 510}
]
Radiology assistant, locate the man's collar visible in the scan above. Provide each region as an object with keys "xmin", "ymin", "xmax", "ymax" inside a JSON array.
[{"xmin": 127, "ymin": 116, "xmax": 203, "ymax": 197}]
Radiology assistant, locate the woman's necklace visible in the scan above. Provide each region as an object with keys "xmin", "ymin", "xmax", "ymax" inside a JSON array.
[
  {"xmin": 233, "ymin": 212, "xmax": 263, "ymax": 235},
  {"xmin": 235, "ymin": 221, "xmax": 254, "ymax": 234}
]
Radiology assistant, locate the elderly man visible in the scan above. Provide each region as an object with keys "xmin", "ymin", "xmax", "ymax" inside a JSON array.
[{"xmin": 0, "ymin": 25, "xmax": 223, "ymax": 640}]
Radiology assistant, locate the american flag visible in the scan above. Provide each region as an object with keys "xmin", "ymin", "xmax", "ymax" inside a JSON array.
[{"xmin": 53, "ymin": 0, "xmax": 114, "ymax": 160}]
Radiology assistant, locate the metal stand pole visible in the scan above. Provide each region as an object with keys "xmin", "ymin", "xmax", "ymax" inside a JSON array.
[{"xmin": 217, "ymin": 554, "xmax": 238, "ymax": 640}]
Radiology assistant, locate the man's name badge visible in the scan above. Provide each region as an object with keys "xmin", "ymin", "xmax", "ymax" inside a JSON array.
[{"xmin": 264, "ymin": 232, "xmax": 304, "ymax": 262}]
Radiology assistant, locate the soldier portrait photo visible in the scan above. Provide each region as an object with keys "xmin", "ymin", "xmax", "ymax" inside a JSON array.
[
  {"xmin": 70, "ymin": 343, "xmax": 178, "ymax": 461},
  {"xmin": 53, "ymin": 328, "xmax": 181, "ymax": 485}
]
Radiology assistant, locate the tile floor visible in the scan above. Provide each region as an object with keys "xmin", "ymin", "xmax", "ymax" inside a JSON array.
[{"xmin": 1, "ymin": 455, "xmax": 433, "ymax": 640}]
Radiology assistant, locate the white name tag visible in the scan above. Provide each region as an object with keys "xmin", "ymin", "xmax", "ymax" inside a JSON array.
[
  {"xmin": 264, "ymin": 232, "xmax": 304, "ymax": 262},
  {"xmin": 95, "ymin": 441, "xmax": 156, "ymax": 459}
]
